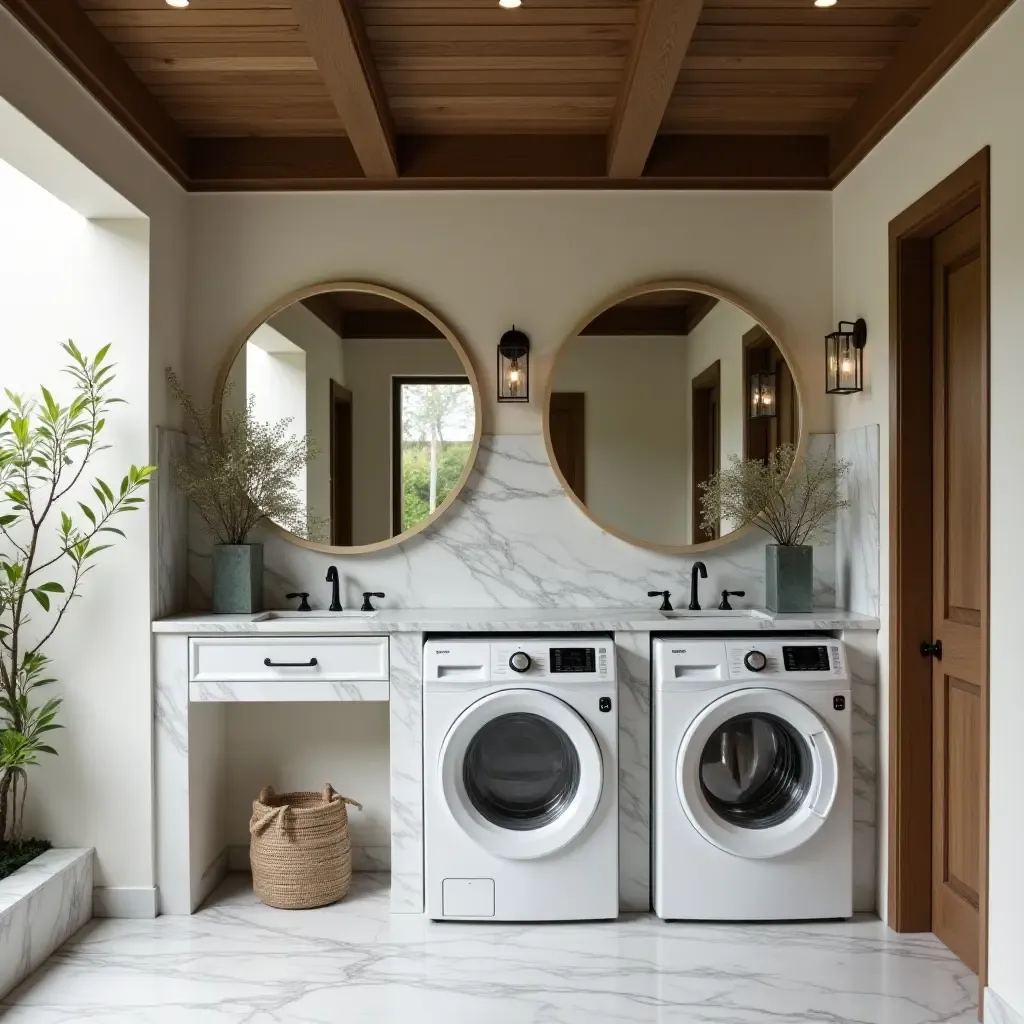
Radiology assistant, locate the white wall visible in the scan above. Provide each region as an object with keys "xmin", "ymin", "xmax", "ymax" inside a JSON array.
[
  {"xmin": 832, "ymin": 0, "xmax": 1024, "ymax": 1010},
  {"xmin": 342, "ymin": 337, "xmax": 466, "ymax": 545},
  {"xmin": 0, "ymin": 161, "xmax": 153, "ymax": 891},
  {"xmin": 0, "ymin": 6, "xmax": 187, "ymax": 897},
  {"xmin": 554, "ymin": 335, "xmax": 690, "ymax": 544},
  {"xmin": 266, "ymin": 302, "xmax": 346, "ymax": 526}
]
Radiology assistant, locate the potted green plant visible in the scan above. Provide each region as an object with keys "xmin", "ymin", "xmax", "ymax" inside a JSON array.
[
  {"xmin": 698, "ymin": 443, "xmax": 850, "ymax": 613},
  {"xmin": 0, "ymin": 343, "xmax": 153, "ymax": 872},
  {"xmin": 166, "ymin": 370, "xmax": 319, "ymax": 614}
]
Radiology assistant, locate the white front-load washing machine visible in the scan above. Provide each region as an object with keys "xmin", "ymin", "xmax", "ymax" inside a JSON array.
[
  {"xmin": 653, "ymin": 637, "xmax": 852, "ymax": 921},
  {"xmin": 424, "ymin": 637, "xmax": 618, "ymax": 921}
]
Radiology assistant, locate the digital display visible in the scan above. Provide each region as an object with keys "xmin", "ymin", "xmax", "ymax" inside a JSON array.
[
  {"xmin": 783, "ymin": 645, "xmax": 830, "ymax": 672},
  {"xmin": 551, "ymin": 648, "xmax": 596, "ymax": 673}
]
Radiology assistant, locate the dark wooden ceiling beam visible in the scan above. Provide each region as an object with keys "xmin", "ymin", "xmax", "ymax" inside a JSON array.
[
  {"xmin": 0, "ymin": 0, "xmax": 187, "ymax": 182},
  {"xmin": 607, "ymin": 0, "xmax": 705, "ymax": 178},
  {"xmin": 189, "ymin": 134, "xmax": 830, "ymax": 191},
  {"xmin": 829, "ymin": 0, "xmax": 1014, "ymax": 183},
  {"xmin": 290, "ymin": 0, "xmax": 397, "ymax": 180}
]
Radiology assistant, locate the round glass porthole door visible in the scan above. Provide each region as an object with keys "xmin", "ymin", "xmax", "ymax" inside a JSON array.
[
  {"xmin": 677, "ymin": 689, "xmax": 839, "ymax": 859},
  {"xmin": 440, "ymin": 690, "xmax": 604, "ymax": 859}
]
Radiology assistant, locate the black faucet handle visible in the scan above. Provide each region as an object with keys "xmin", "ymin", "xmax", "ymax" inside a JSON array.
[
  {"xmin": 648, "ymin": 590, "xmax": 673, "ymax": 612},
  {"xmin": 718, "ymin": 590, "xmax": 746, "ymax": 611},
  {"xmin": 361, "ymin": 591, "xmax": 385, "ymax": 612},
  {"xmin": 286, "ymin": 592, "xmax": 311, "ymax": 612}
]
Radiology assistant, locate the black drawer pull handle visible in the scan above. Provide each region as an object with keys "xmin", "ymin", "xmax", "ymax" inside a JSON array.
[{"xmin": 263, "ymin": 657, "xmax": 318, "ymax": 668}]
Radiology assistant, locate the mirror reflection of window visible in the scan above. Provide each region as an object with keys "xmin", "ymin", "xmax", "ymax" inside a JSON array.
[
  {"xmin": 222, "ymin": 288, "xmax": 478, "ymax": 548},
  {"xmin": 393, "ymin": 378, "xmax": 474, "ymax": 535},
  {"xmin": 548, "ymin": 287, "xmax": 799, "ymax": 549}
]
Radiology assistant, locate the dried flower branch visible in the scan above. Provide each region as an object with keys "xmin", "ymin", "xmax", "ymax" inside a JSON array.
[
  {"xmin": 698, "ymin": 443, "xmax": 851, "ymax": 547},
  {"xmin": 166, "ymin": 369, "xmax": 322, "ymax": 545}
]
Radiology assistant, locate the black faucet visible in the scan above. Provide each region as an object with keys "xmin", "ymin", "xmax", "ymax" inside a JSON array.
[
  {"xmin": 688, "ymin": 561, "xmax": 708, "ymax": 611},
  {"xmin": 648, "ymin": 590, "xmax": 673, "ymax": 612},
  {"xmin": 326, "ymin": 566, "xmax": 342, "ymax": 612},
  {"xmin": 718, "ymin": 589, "xmax": 746, "ymax": 611}
]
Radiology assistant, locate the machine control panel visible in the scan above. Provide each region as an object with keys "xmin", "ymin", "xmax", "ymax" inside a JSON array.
[
  {"xmin": 782, "ymin": 644, "xmax": 831, "ymax": 672},
  {"xmin": 490, "ymin": 638, "xmax": 613, "ymax": 683},
  {"xmin": 651, "ymin": 638, "xmax": 848, "ymax": 686}
]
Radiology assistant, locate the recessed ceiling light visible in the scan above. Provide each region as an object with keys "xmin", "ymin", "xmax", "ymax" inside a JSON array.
[
  {"xmin": 814, "ymin": 0, "xmax": 837, "ymax": 7},
  {"xmin": 166, "ymin": 0, "xmax": 190, "ymax": 7},
  {"xmin": 498, "ymin": 0, "xmax": 522, "ymax": 8}
]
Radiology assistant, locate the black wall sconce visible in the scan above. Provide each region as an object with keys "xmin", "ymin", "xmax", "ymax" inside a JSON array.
[
  {"xmin": 825, "ymin": 318, "xmax": 867, "ymax": 395},
  {"xmin": 749, "ymin": 371, "xmax": 777, "ymax": 419},
  {"xmin": 497, "ymin": 326, "xmax": 530, "ymax": 403}
]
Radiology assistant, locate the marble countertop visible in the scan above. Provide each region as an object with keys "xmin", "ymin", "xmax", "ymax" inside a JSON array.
[{"xmin": 153, "ymin": 606, "xmax": 880, "ymax": 634}]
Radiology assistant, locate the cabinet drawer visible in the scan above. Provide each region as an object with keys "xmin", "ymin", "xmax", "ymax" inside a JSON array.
[{"xmin": 189, "ymin": 636, "xmax": 389, "ymax": 683}]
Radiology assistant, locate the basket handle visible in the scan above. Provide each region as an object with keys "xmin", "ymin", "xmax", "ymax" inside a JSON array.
[
  {"xmin": 322, "ymin": 783, "xmax": 362, "ymax": 810},
  {"xmin": 250, "ymin": 803, "xmax": 288, "ymax": 836}
]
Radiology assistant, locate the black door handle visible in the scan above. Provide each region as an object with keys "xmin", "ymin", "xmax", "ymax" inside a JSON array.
[
  {"xmin": 263, "ymin": 657, "xmax": 318, "ymax": 668},
  {"xmin": 920, "ymin": 640, "xmax": 942, "ymax": 660}
]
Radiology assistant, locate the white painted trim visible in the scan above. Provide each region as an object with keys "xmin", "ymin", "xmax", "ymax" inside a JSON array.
[
  {"xmin": 93, "ymin": 886, "xmax": 158, "ymax": 919},
  {"xmin": 986, "ymin": 989, "xmax": 1024, "ymax": 1024},
  {"xmin": 0, "ymin": 848, "xmax": 93, "ymax": 999}
]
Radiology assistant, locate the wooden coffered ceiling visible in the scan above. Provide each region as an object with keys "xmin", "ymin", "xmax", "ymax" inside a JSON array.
[{"xmin": 1, "ymin": 0, "xmax": 1014, "ymax": 190}]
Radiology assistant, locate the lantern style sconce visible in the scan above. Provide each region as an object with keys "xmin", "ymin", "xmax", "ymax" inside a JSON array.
[
  {"xmin": 749, "ymin": 371, "xmax": 777, "ymax": 419},
  {"xmin": 497, "ymin": 327, "xmax": 530, "ymax": 403},
  {"xmin": 825, "ymin": 318, "xmax": 868, "ymax": 395}
]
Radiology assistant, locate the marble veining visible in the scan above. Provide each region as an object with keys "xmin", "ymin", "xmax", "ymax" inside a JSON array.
[
  {"xmin": 836, "ymin": 425, "xmax": 881, "ymax": 618},
  {"xmin": 986, "ymin": 988, "xmax": 1024, "ymax": 1024},
  {"xmin": 0, "ymin": 848, "xmax": 93, "ymax": 1001},
  {"xmin": 3, "ymin": 873, "xmax": 977, "ymax": 1022},
  {"xmin": 186, "ymin": 434, "xmax": 838, "ymax": 612}
]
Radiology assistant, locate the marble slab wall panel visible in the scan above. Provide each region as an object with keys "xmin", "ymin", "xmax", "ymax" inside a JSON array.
[
  {"xmin": 842, "ymin": 628, "xmax": 879, "ymax": 913},
  {"xmin": 615, "ymin": 631, "xmax": 651, "ymax": 912},
  {"xmin": 388, "ymin": 632, "xmax": 424, "ymax": 913},
  {"xmin": 188, "ymin": 434, "xmax": 838, "ymax": 612},
  {"xmin": 986, "ymin": 989, "xmax": 1024, "ymax": 1024},
  {"xmin": 153, "ymin": 427, "xmax": 190, "ymax": 620},
  {"xmin": 836, "ymin": 424, "xmax": 881, "ymax": 618}
]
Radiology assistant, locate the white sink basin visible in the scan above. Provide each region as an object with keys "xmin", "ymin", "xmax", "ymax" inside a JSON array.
[
  {"xmin": 260, "ymin": 610, "xmax": 379, "ymax": 619},
  {"xmin": 659, "ymin": 609, "xmax": 765, "ymax": 620}
]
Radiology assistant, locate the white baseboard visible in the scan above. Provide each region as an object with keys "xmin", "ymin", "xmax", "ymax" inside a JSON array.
[
  {"xmin": 986, "ymin": 989, "xmax": 1024, "ymax": 1024},
  {"xmin": 93, "ymin": 886, "xmax": 158, "ymax": 919},
  {"xmin": 228, "ymin": 843, "xmax": 390, "ymax": 873}
]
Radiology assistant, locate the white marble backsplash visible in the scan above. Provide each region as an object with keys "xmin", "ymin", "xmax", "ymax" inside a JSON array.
[
  {"xmin": 186, "ymin": 433, "xmax": 838, "ymax": 612},
  {"xmin": 836, "ymin": 424, "xmax": 880, "ymax": 618}
]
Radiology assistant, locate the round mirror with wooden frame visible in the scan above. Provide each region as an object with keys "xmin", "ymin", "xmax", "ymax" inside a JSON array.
[
  {"xmin": 544, "ymin": 280, "xmax": 806, "ymax": 554},
  {"xmin": 215, "ymin": 281, "xmax": 482, "ymax": 555}
]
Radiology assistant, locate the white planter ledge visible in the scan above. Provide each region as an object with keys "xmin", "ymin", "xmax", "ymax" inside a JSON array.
[{"xmin": 0, "ymin": 847, "xmax": 93, "ymax": 1000}]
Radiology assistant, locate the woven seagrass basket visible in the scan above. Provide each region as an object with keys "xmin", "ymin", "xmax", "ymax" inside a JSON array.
[{"xmin": 249, "ymin": 783, "xmax": 361, "ymax": 910}]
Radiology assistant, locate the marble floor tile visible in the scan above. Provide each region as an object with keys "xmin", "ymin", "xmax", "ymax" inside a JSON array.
[{"xmin": 2, "ymin": 873, "xmax": 976, "ymax": 1023}]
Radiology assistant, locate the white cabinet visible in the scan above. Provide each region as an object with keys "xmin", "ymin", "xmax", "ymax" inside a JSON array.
[{"xmin": 188, "ymin": 636, "xmax": 389, "ymax": 702}]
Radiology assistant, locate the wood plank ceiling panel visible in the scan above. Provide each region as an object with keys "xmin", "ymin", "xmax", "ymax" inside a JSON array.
[
  {"xmin": 80, "ymin": 0, "xmax": 345, "ymax": 136},
  {"xmin": 361, "ymin": 1, "xmax": 638, "ymax": 134},
  {"xmin": 665, "ymin": 0, "xmax": 925, "ymax": 134}
]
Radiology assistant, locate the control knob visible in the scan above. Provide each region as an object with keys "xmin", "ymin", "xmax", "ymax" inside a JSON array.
[
  {"xmin": 743, "ymin": 650, "xmax": 768, "ymax": 673},
  {"xmin": 509, "ymin": 651, "xmax": 532, "ymax": 673}
]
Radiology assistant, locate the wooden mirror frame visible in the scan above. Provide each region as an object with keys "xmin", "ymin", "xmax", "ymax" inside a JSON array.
[
  {"xmin": 213, "ymin": 280, "xmax": 483, "ymax": 555},
  {"xmin": 543, "ymin": 279, "xmax": 807, "ymax": 555}
]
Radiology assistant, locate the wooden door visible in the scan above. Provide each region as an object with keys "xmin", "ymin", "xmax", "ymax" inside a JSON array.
[
  {"xmin": 330, "ymin": 381, "xmax": 353, "ymax": 546},
  {"xmin": 929, "ymin": 208, "xmax": 986, "ymax": 973},
  {"xmin": 550, "ymin": 392, "xmax": 586, "ymax": 501}
]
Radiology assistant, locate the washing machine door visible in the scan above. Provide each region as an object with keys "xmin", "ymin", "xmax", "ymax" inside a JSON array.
[
  {"xmin": 676, "ymin": 687, "xmax": 839, "ymax": 859},
  {"xmin": 439, "ymin": 688, "xmax": 604, "ymax": 860}
]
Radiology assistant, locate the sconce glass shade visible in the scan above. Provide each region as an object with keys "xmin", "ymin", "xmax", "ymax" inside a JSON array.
[
  {"xmin": 749, "ymin": 371, "xmax": 777, "ymax": 419},
  {"xmin": 498, "ymin": 327, "xmax": 530, "ymax": 403},
  {"xmin": 826, "ymin": 318, "xmax": 867, "ymax": 395}
]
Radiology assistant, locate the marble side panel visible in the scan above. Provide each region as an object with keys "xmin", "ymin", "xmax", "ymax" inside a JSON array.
[
  {"xmin": 189, "ymin": 680, "xmax": 389, "ymax": 702},
  {"xmin": 615, "ymin": 631, "xmax": 651, "ymax": 912},
  {"xmin": 842, "ymin": 628, "xmax": 879, "ymax": 913},
  {"xmin": 154, "ymin": 427, "xmax": 190, "ymax": 620},
  {"xmin": 836, "ymin": 424, "xmax": 881, "ymax": 618},
  {"xmin": 188, "ymin": 434, "xmax": 838, "ymax": 612},
  {"xmin": 986, "ymin": 989, "xmax": 1024, "ymax": 1024},
  {"xmin": 388, "ymin": 632, "xmax": 424, "ymax": 913},
  {"xmin": 0, "ymin": 848, "xmax": 92, "ymax": 1000}
]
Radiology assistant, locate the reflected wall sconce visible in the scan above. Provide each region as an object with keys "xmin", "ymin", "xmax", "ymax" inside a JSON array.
[
  {"xmin": 498, "ymin": 327, "xmax": 530, "ymax": 403},
  {"xmin": 825, "ymin": 318, "xmax": 867, "ymax": 395},
  {"xmin": 749, "ymin": 371, "xmax": 777, "ymax": 419}
]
